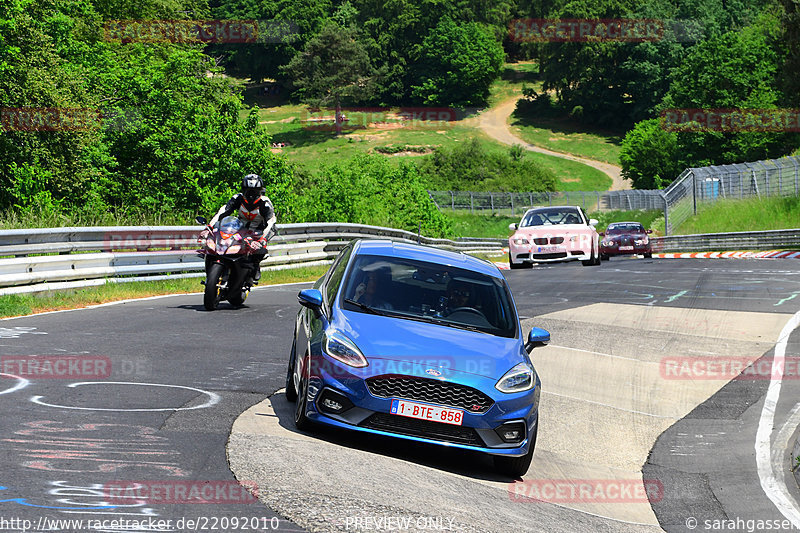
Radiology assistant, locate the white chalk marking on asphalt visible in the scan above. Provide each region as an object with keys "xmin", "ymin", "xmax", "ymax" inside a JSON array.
[
  {"xmin": 30, "ymin": 382, "xmax": 221, "ymax": 412},
  {"xmin": 542, "ymin": 390, "xmax": 676, "ymax": 419},
  {"xmin": 0, "ymin": 372, "xmax": 30, "ymax": 395},
  {"xmin": 756, "ymin": 309, "xmax": 800, "ymax": 527},
  {"xmin": 548, "ymin": 344, "xmax": 662, "ymax": 364}
]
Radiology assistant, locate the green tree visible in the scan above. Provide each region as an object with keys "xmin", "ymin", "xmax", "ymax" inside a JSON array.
[
  {"xmin": 410, "ymin": 18, "xmax": 505, "ymax": 107},
  {"xmin": 619, "ymin": 118, "xmax": 680, "ymax": 189},
  {"xmin": 281, "ymin": 22, "xmax": 375, "ymax": 134}
]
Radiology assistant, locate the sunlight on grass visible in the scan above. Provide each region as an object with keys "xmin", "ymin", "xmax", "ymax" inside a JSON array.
[{"xmin": 676, "ymin": 196, "xmax": 800, "ymax": 235}]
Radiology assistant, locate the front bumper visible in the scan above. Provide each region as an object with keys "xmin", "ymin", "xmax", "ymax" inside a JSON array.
[{"xmin": 302, "ymin": 358, "xmax": 540, "ymax": 457}]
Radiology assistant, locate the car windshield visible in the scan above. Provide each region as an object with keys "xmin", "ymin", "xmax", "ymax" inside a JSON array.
[
  {"xmin": 340, "ymin": 255, "xmax": 517, "ymax": 338},
  {"xmin": 607, "ymin": 223, "xmax": 644, "ymax": 234},
  {"xmin": 520, "ymin": 207, "xmax": 582, "ymax": 227}
]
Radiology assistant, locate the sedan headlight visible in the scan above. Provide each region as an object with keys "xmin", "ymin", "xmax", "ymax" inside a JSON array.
[
  {"xmin": 323, "ymin": 330, "xmax": 368, "ymax": 368},
  {"xmin": 496, "ymin": 362, "xmax": 535, "ymax": 393},
  {"xmin": 634, "ymin": 238, "xmax": 649, "ymax": 245},
  {"xmin": 601, "ymin": 240, "xmax": 614, "ymax": 247},
  {"xmin": 512, "ymin": 237, "xmax": 529, "ymax": 245}
]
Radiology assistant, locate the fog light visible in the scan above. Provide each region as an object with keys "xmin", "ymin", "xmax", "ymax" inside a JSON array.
[
  {"xmin": 495, "ymin": 421, "xmax": 526, "ymax": 443},
  {"xmin": 317, "ymin": 389, "xmax": 354, "ymax": 415}
]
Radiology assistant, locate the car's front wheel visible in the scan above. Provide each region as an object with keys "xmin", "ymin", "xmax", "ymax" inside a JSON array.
[
  {"xmin": 293, "ymin": 354, "xmax": 312, "ymax": 431},
  {"xmin": 494, "ymin": 424, "xmax": 538, "ymax": 478}
]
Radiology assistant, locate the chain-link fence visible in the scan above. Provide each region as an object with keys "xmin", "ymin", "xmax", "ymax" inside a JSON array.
[
  {"xmin": 428, "ymin": 155, "xmax": 800, "ymax": 235},
  {"xmin": 663, "ymin": 156, "xmax": 800, "ymax": 234}
]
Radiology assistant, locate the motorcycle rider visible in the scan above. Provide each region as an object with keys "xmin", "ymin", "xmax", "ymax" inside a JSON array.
[{"xmin": 208, "ymin": 174, "xmax": 276, "ymax": 282}]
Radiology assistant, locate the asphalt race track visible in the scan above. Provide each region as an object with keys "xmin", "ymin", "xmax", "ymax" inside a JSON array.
[{"xmin": 2, "ymin": 257, "xmax": 800, "ymax": 532}]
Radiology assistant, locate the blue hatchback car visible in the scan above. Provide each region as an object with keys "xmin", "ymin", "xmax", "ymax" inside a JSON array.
[{"xmin": 285, "ymin": 240, "xmax": 550, "ymax": 477}]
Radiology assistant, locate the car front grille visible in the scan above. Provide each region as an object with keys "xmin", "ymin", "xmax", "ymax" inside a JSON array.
[
  {"xmin": 550, "ymin": 237, "xmax": 564, "ymax": 244},
  {"xmin": 360, "ymin": 412, "xmax": 485, "ymax": 446},
  {"xmin": 532, "ymin": 252, "xmax": 568, "ymax": 260},
  {"xmin": 366, "ymin": 376, "xmax": 494, "ymax": 413},
  {"xmin": 533, "ymin": 238, "xmax": 548, "ymax": 245}
]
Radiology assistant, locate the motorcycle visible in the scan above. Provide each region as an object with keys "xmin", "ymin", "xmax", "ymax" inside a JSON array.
[{"xmin": 196, "ymin": 215, "xmax": 267, "ymax": 311}]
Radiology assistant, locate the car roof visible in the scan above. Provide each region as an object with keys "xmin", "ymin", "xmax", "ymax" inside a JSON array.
[
  {"xmin": 352, "ymin": 240, "xmax": 503, "ymax": 278},
  {"xmin": 523, "ymin": 205, "xmax": 581, "ymax": 214}
]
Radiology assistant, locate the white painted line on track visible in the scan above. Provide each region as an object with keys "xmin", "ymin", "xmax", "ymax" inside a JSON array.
[
  {"xmin": 0, "ymin": 372, "xmax": 29, "ymax": 395},
  {"xmin": 756, "ymin": 309, "xmax": 800, "ymax": 527},
  {"xmin": 30, "ymin": 381, "xmax": 221, "ymax": 411}
]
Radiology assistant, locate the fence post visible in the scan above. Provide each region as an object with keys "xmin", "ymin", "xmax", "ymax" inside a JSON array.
[
  {"xmin": 692, "ymin": 172, "xmax": 697, "ymax": 215},
  {"xmin": 529, "ymin": 192, "xmax": 533, "ymax": 207},
  {"xmin": 662, "ymin": 192, "xmax": 669, "ymax": 236},
  {"xmin": 548, "ymin": 192, "xmax": 552, "ymax": 206},
  {"xmin": 470, "ymin": 192, "xmax": 474, "ymax": 214},
  {"xmin": 510, "ymin": 193, "xmax": 514, "ymax": 216},
  {"xmin": 490, "ymin": 193, "xmax": 494, "ymax": 215},
  {"xmin": 450, "ymin": 191, "xmax": 455, "ymax": 211},
  {"xmin": 582, "ymin": 191, "xmax": 586, "ymax": 209}
]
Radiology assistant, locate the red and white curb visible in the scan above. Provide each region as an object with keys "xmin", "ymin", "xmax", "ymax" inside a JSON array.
[{"xmin": 655, "ymin": 250, "xmax": 800, "ymax": 259}]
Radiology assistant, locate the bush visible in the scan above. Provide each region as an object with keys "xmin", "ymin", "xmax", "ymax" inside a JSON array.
[
  {"xmin": 296, "ymin": 155, "xmax": 453, "ymax": 238},
  {"xmin": 417, "ymin": 138, "xmax": 557, "ymax": 192}
]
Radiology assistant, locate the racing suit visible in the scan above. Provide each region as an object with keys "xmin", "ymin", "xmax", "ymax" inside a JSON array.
[{"xmin": 209, "ymin": 193, "xmax": 277, "ymax": 281}]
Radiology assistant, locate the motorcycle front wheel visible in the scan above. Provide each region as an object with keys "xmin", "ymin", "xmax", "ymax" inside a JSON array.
[{"xmin": 204, "ymin": 263, "xmax": 225, "ymax": 311}]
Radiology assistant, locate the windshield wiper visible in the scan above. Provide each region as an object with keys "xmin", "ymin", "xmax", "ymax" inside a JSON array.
[
  {"xmin": 416, "ymin": 315, "xmax": 489, "ymax": 334},
  {"xmin": 344, "ymin": 298, "xmax": 389, "ymax": 316}
]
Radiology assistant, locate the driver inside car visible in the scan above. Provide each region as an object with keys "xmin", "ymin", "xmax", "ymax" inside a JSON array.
[{"xmin": 445, "ymin": 279, "xmax": 474, "ymax": 314}]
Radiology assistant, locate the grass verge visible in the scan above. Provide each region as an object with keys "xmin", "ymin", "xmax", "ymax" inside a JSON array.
[
  {"xmin": 0, "ymin": 265, "xmax": 329, "ymax": 319},
  {"xmin": 676, "ymin": 196, "xmax": 800, "ymax": 235}
]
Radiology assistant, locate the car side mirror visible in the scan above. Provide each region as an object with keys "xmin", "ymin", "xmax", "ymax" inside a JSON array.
[
  {"xmin": 646, "ymin": 229, "xmax": 653, "ymax": 234},
  {"xmin": 509, "ymin": 223, "xmax": 518, "ymax": 231},
  {"xmin": 599, "ymin": 232, "xmax": 605, "ymax": 237},
  {"xmin": 298, "ymin": 289, "xmax": 323, "ymax": 317},
  {"xmin": 589, "ymin": 219, "xmax": 599, "ymax": 227},
  {"xmin": 196, "ymin": 216, "xmax": 207, "ymax": 225},
  {"xmin": 525, "ymin": 327, "xmax": 550, "ymax": 354}
]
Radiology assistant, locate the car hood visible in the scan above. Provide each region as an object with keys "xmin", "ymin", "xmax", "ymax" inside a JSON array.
[
  {"xmin": 516, "ymin": 224, "xmax": 593, "ymax": 234},
  {"xmin": 604, "ymin": 233, "xmax": 647, "ymax": 241},
  {"xmin": 333, "ymin": 310, "xmax": 525, "ymax": 380}
]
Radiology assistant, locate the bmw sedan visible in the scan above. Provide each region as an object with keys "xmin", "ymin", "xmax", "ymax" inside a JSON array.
[
  {"xmin": 599, "ymin": 221, "xmax": 653, "ymax": 260},
  {"xmin": 508, "ymin": 205, "xmax": 601, "ymax": 268},
  {"xmin": 285, "ymin": 239, "xmax": 549, "ymax": 477}
]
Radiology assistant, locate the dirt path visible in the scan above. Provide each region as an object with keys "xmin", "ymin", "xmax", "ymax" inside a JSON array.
[{"xmin": 479, "ymin": 99, "xmax": 631, "ymax": 191}]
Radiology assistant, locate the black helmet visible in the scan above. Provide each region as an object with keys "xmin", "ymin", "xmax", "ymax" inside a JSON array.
[{"xmin": 242, "ymin": 174, "xmax": 264, "ymax": 205}]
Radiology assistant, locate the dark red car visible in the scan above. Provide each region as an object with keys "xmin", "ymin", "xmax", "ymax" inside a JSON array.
[{"xmin": 599, "ymin": 222, "xmax": 653, "ymax": 260}]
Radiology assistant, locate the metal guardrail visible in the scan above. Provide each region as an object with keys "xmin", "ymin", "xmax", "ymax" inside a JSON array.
[
  {"xmin": 0, "ymin": 223, "xmax": 505, "ymax": 294},
  {"xmin": 652, "ymin": 228, "xmax": 800, "ymax": 253}
]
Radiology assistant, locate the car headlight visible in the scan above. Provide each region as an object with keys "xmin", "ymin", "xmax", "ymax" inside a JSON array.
[
  {"xmin": 601, "ymin": 240, "xmax": 614, "ymax": 247},
  {"xmin": 569, "ymin": 235, "xmax": 577, "ymax": 242},
  {"xmin": 512, "ymin": 237, "xmax": 529, "ymax": 245},
  {"xmin": 496, "ymin": 362, "xmax": 535, "ymax": 393},
  {"xmin": 324, "ymin": 330, "xmax": 368, "ymax": 368},
  {"xmin": 634, "ymin": 238, "xmax": 648, "ymax": 245}
]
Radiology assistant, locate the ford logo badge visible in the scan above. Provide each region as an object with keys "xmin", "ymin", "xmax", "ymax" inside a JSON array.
[{"xmin": 425, "ymin": 369, "xmax": 441, "ymax": 377}]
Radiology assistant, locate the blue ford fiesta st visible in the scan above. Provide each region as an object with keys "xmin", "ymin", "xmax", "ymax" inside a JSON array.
[{"xmin": 285, "ymin": 240, "xmax": 549, "ymax": 477}]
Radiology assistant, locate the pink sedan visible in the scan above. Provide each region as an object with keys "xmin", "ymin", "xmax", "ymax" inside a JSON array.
[{"xmin": 508, "ymin": 206, "xmax": 601, "ymax": 269}]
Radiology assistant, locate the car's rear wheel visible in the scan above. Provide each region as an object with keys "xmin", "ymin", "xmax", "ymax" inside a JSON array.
[
  {"xmin": 494, "ymin": 424, "xmax": 538, "ymax": 478},
  {"xmin": 294, "ymin": 354, "xmax": 312, "ymax": 431},
  {"xmin": 581, "ymin": 247, "xmax": 599, "ymax": 266},
  {"xmin": 285, "ymin": 338, "xmax": 298, "ymax": 402}
]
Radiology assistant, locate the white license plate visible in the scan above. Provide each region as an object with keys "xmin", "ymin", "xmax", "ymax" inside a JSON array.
[
  {"xmin": 536, "ymin": 245, "xmax": 563, "ymax": 253},
  {"xmin": 390, "ymin": 399, "xmax": 464, "ymax": 426},
  {"xmin": 619, "ymin": 246, "xmax": 634, "ymax": 251}
]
